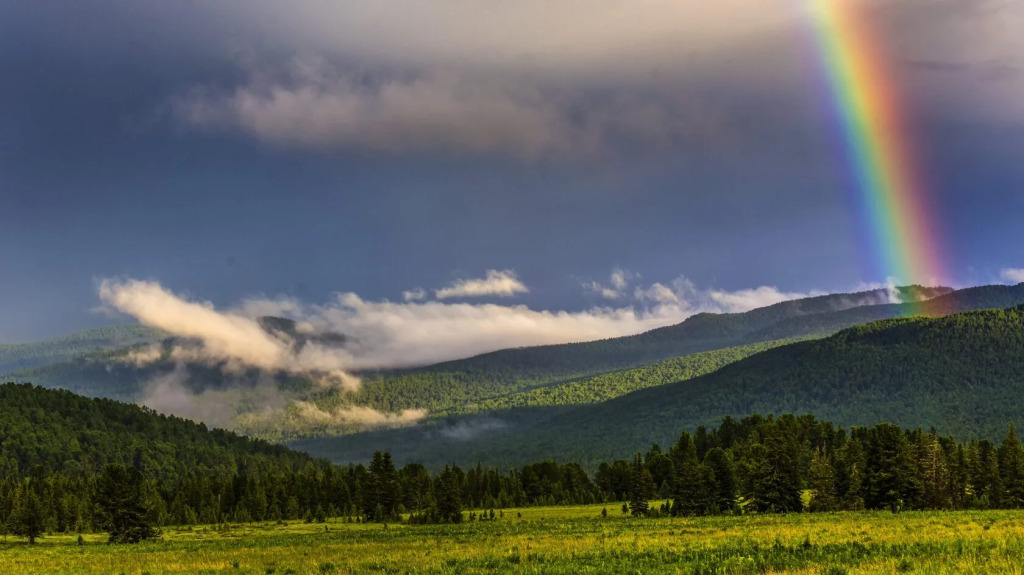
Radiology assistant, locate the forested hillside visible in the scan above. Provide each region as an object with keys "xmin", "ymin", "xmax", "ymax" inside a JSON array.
[
  {"xmin": 7, "ymin": 382, "xmax": 1024, "ymax": 545},
  {"xmin": 0, "ymin": 325, "xmax": 163, "ymax": 373},
  {"xmin": 17, "ymin": 285, "xmax": 1016, "ymax": 411},
  {"xmin": 297, "ymin": 303, "xmax": 1024, "ymax": 468},
  {"xmin": 10, "ymin": 284, "xmax": 1024, "ymax": 448},
  {"xmin": 363, "ymin": 285, "xmax": 955, "ymax": 386}
]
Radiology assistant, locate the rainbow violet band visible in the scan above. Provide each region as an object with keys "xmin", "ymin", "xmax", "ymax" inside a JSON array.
[{"xmin": 809, "ymin": 0, "xmax": 946, "ymax": 309}]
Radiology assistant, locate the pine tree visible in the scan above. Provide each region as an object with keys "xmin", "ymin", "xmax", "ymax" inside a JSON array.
[
  {"xmin": 737, "ymin": 425, "xmax": 803, "ymax": 513},
  {"xmin": 839, "ymin": 438, "xmax": 866, "ymax": 511},
  {"xmin": 10, "ymin": 481, "xmax": 45, "ymax": 545},
  {"xmin": 703, "ymin": 448, "xmax": 737, "ymax": 514},
  {"xmin": 628, "ymin": 454, "xmax": 652, "ymax": 517},
  {"xmin": 93, "ymin": 464, "xmax": 159, "ymax": 544},
  {"xmin": 916, "ymin": 433, "xmax": 951, "ymax": 509},
  {"xmin": 998, "ymin": 424, "xmax": 1024, "ymax": 508},
  {"xmin": 970, "ymin": 440, "xmax": 1002, "ymax": 508},
  {"xmin": 865, "ymin": 424, "xmax": 919, "ymax": 512},
  {"xmin": 808, "ymin": 447, "xmax": 838, "ymax": 512},
  {"xmin": 364, "ymin": 451, "xmax": 400, "ymax": 522},
  {"xmin": 433, "ymin": 466, "xmax": 463, "ymax": 523},
  {"xmin": 670, "ymin": 433, "xmax": 707, "ymax": 516}
]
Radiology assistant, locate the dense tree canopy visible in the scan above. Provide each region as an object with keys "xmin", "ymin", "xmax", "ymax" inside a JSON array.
[{"xmin": 5, "ymin": 380, "xmax": 1024, "ymax": 542}]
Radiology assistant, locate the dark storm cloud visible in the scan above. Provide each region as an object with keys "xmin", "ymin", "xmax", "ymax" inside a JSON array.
[{"xmin": 1, "ymin": 0, "xmax": 1023, "ymax": 343}]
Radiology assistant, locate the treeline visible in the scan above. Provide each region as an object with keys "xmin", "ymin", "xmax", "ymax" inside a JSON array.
[
  {"xmin": 239, "ymin": 339, "xmax": 803, "ymax": 440},
  {"xmin": 623, "ymin": 413, "xmax": 1024, "ymax": 516},
  {"xmin": 428, "ymin": 303, "xmax": 1024, "ymax": 470},
  {"xmin": 0, "ymin": 325, "xmax": 161, "ymax": 374},
  {"xmin": 8, "ymin": 380, "xmax": 1024, "ymax": 544}
]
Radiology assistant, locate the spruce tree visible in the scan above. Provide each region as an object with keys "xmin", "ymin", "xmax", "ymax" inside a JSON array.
[
  {"xmin": 971, "ymin": 440, "xmax": 1002, "ymax": 508},
  {"xmin": 808, "ymin": 447, "xmax": 838, "ymax": 512},
  {"xmin": 94, "ymin": 464, "xmax": 159, "ymax": 543},
  {"xmin": 703, "ymin": 447, "xmax": 737, "ymax": 513},
  {"xmin": 433, "ymin": 466, "xmax": 463, "ymax": 523},
  {"xmin": 998, "ymin": 424, "xmax": 1024, "ymax": 507},
  {"xmin": 670, "ymin": 434, "xmax": 706, "ymax": 516},
  {"xmin": 839, "ymin": 438, "xmax": 866, "ymax": 511},
  {"xmin": 865, "ymin": 424, "xmax": 919, "ymax": 512},
  {"xmin": 10, "ymin": 481, "xmax": 45, "ymax": 544},
  {"xmin": 628, "ymin": 454, "xmax": 652, "ymax": 517},
  {"xmin": 916, "ymin": 433, "xmax": 951, "ymax": 509}
]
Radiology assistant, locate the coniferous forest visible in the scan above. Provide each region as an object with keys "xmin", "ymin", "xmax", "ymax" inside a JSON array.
[{"xmin": 6, "ymin": 381, "xmax": 1024, "ymax": 546}]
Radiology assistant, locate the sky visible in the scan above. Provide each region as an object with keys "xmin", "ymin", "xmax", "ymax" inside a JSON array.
[{"xmin": 2, "ymin": 0, "xmax": 1023, "ymax": 348}]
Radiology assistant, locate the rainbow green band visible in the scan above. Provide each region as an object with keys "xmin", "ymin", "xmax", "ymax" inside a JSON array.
[{"xmin": 810, "ymin": 0, "xmax": 945, "ymax": 312}]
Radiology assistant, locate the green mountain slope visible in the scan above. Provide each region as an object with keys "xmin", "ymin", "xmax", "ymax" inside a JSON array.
[
  {"xmin": 341, "ymin": 284, "xmax": 1022, "ymax": 417},
  {"xmin": 294, "ymin": 301, "xmax": 1024, "ymax": 469},
  {"xmin": 13, "ymin": 284, "xmax": 1024, "ymax": 445},
  {"xmin": 380, "ymin": 285, "xmax": 951, "ymax": 381},
  {"xmin": 0, "ymin": 382, "xmax": 312, "ymax": 476},
  {"xmin": 0, "ymin": 325, "xmax": 164, "ymax": 373}
]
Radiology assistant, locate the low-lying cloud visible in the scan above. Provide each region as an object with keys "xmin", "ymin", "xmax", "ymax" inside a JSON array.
[
  {"xmin": 99, "ymin": 278, "xmax": 360, "ymax": 391},
  {"xmin": 707, "ymin": 286, "xmax": 826, "ymax": 313},
  {"xmin": 101, "ymin": 271, "xmax": 910, "ymax": 432},
  {"xmin": 100, "ymin": 272, "xmax": 829, "ymax": 376},
  {"xmin": 1002, "ymin": 268, "xmax": 1024, "ymax": 284}
]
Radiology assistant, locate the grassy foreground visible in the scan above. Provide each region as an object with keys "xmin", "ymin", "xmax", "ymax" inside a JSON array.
[{"xmin": 3, "ymin": 504, "xmax": 1024, "ymax": 574}]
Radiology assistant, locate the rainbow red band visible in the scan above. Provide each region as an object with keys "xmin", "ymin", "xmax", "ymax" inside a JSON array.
[{"xmin": 810, "ymin": 0, "xmax": 946, "ymax": 304}]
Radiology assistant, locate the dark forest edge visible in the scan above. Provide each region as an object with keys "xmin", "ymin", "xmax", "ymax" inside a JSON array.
[{"xmin": 3, "ymin": 382, "xmax": 1024, "ymax": 545}]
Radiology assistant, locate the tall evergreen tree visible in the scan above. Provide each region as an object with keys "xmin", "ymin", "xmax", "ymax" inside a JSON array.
[
  {"xmin": 703, "ymin": 447, "xmax": 737, "ymax": 514},
  {"xmin": 628, "ymin": 454, "xmax": 652, "ymax": 517},
  {"xmin": 94, "ymin": 464, "xmax": 159, "ymax": 544},
  {"xmin": 433, "ymin": 466, "xmax": 463, "ymax": 523},
  {"xmin": 737, "ymin": 424, "xmax": 803, "ymax": 513},
  {"xmin": 363, "ymin": 451, "xmax": 400, "ymax": 521},
  {"xmin": 670, "ymin": 433, "xmax": 707, "ymax": 516},
  {"xmin": 916, "ymin": 433, "xmax": 951, "ymax": 509},
  {"xmin": 998, "ymin": 424, "xmax": 1024, "ymax": 508},
  {"xmin": 808, "ymin": 447, "xmax": 838, "ymax": 512},
  {"xmin": 971, "ymin": 440, "xmax": 1002, "ymax": 508},
  {"xmin": 865, "ymin": 424, "xmax": 920, "ymax": 512},
  {"xmin": 838, "ymin": 437, "xmax": 867, "ymax": 511},
  {"xmin": 10, "ymin": 481, "xmax": 45, "ymax": 545}
]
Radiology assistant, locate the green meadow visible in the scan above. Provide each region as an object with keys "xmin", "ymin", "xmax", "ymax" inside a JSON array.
[{"xmin": 4, "ymin": 504, "xmax": 1024, "ymax": 574}]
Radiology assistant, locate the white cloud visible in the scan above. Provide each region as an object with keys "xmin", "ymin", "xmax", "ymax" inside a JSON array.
[
  {"xmin": 610, "ymin": 269, "xmax": 629, "ymax": 291},
  {"xmin": 1002, "ymin": 268, "xmax": 1024, "ymax": 284},
  {"xmin": 98, "ymin": 278, "xmax": 361, "ymax": 390},
  {"xmin": 585, "ymin": 282, "xmax": 623, "ymax": 300},
  {"xmin": 102, "ymin": 273, "xmax": 933, "ymax": 430},
  {"xmin": 403, "ymin": 288, "xmax": 427, "ymax": 301},
  {"xmin": 585, "ymin": 269, "xmax": 635, "ymax": 300},
  {"xmin": 634, "ymin": 283, "xmax": 680, "ymax": 305},
  {"xmin": 236, "ymin": 401, "xmax": 427, "ymax": 437},
  {"xmin": 99, "ymin": 273, "xmax": 914, "ymax": 379},
  {"xmin": 434, "ymin": 270, "xmax": 529, "ymax": 299},
  {"xmin": 707, "ymin": 286, "xmax": 826, "ymax": 314}
]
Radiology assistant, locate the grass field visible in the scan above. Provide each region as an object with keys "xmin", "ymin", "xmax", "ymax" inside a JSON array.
[{"xmin": 3, "ymin": 504, "xmax": 1024, "ymax": 574}]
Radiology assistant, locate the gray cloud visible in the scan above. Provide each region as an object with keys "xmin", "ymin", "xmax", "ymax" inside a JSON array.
[
  {"xmin": 174, "ymin": 65, "xmax": 718, "ymax": 159},
  {"xmin": 163, "ymin": 0, "xmax": 1024, "ymax": 157}
]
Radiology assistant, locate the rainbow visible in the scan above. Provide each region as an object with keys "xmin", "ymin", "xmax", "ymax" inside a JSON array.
[{"xmin": 808, "ymin": 0, "xmax": 946, "ymax": 307}]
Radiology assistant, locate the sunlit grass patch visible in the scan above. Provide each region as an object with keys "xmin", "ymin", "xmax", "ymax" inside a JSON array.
[{"xmin": 4, "ymin": 505, "xmax": 1024, "ymax": 574}]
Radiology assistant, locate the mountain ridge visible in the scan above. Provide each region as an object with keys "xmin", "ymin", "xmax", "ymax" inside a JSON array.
[{"xmin": 293, "ymin": 300, "xmax": 1024, "ymax": 469}]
